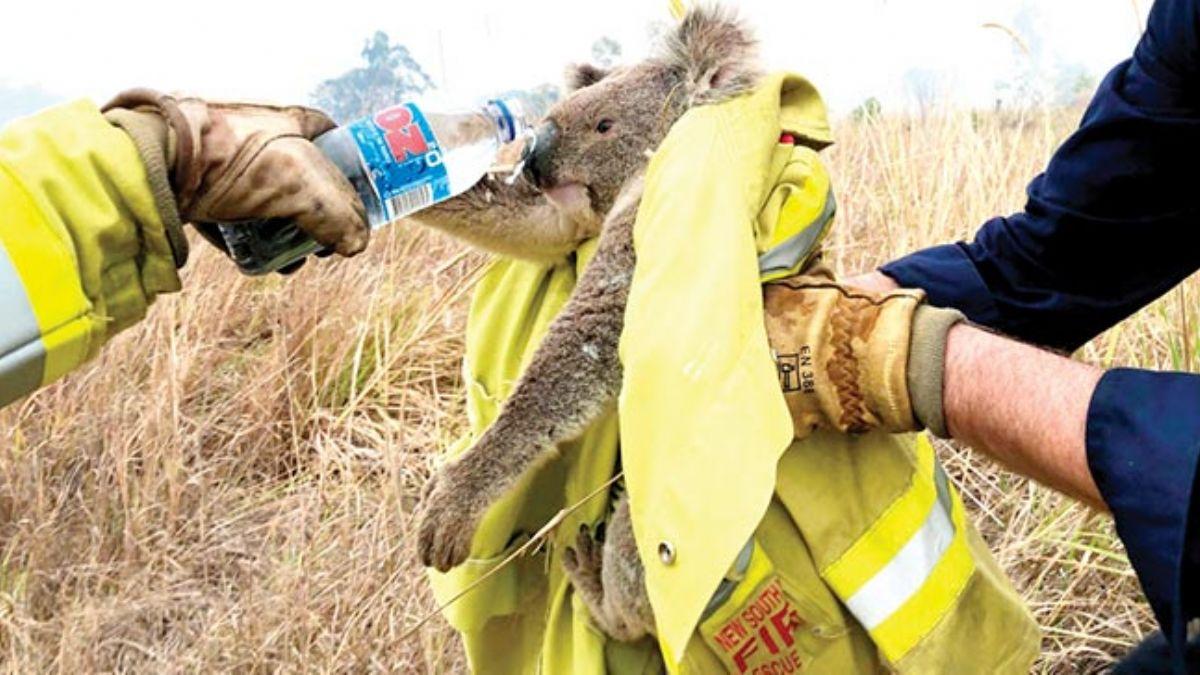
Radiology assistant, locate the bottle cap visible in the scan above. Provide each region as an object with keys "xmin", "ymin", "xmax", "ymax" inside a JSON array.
[{"xmin": 488, "ymin": 98, "xmax": 524, "ymax": 143}]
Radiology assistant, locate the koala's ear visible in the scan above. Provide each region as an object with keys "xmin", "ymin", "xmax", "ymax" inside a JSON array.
[
  {"xmin": 661, "ymin": 5, "xmax": 761, "ymax": 104},
  {"xmin": 564, "ymin": 63, "xmax": 611, "ymax": 93}
]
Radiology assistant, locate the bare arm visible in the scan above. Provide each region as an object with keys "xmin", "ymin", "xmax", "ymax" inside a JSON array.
[
  {"xmin": 847, "ymin": 270, "xmax": 1105, "ymax": 509},
  {"xmin": 943, "ymin": 324, "xmax": 1104, "ymax": 509}
]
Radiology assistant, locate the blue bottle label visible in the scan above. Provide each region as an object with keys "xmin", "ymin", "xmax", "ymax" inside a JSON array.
[{"xmin": 346, "ymin": 102, "xmax": 450, "ymax": 221}]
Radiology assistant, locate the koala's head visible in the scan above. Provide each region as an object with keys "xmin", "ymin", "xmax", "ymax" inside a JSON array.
[{"xmin": 524, "ymin": 6, "xmax": 761, "ymax": 226}]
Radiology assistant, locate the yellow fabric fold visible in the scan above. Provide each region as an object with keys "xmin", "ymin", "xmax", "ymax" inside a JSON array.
[{"xmin": 619, "ymin": 72, "xmax": 833, "ymax": 660}]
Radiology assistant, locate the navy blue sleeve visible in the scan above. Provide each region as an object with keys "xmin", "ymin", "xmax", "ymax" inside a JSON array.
[
  {"xmin": 881, "ymin": 0, "xmax": 1200, "ymax": 662},
  {"xmin": 880, "ymin": 0, "xmax": 1200, "ymax": 352},
  {"xmin": 1087, "ymin": 369, "xmax": 1200, "ymax": 655}
]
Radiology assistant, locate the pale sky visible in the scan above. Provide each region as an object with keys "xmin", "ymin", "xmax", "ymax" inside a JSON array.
[{"xmin": 0, "ymin": 0, "xmax": 1151, "ymax": 123}]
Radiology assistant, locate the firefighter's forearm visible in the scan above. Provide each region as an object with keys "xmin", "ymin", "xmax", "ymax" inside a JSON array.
[
  {"xmin": 942, "ymin": 324, "xmax": 1106, "ymax": 510},
  {"xmin": 846, "ymin": 269, "xmax": 1106, "ymax": 507}
]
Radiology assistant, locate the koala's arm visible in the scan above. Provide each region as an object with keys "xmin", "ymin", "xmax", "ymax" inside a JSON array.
[
  {"xmin": 407, "ymin": 175, "xmax": 598, "ymax": 263},
  {"xmin": 417, "ymin": 179, "xmax": 639, "ymax": 571},
  {"xmin": 455, "ymin": 184, "xmax": 635, "ymax": 499}
]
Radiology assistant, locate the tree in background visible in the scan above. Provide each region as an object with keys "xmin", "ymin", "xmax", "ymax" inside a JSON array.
[
  {"xmin": 1053, "ymin": 63, "xmax": 1097, "ymax": 107},
  {"xmin": 312, "ymin": 31, "xmax": 435, "ymax": 122},
  {"xmin": 851, "ymin": 97, "xmax": 882, "ymax": 123},
  {"xmin": 313, "ymin": 30, "xmax": 561, "ymax": 124},
  {"xmin": 590, "ymin": 36, "xmax": 623, "ymax": 68}
]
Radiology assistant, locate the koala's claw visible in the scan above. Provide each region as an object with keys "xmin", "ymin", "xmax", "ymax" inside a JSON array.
[{"xmin": 415, "ymin": 474, "xmax": 482, "ymax": 572}]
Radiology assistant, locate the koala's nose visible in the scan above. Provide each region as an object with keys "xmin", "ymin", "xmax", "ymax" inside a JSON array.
[{"xmin": 524, "ymin": 120, "xmax": 560, "ymax": 189}]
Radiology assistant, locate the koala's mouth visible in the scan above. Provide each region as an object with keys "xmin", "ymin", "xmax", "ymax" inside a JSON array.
[{"xmin": 542, "ymin": 182, "xmax": 594, "ymax": 215}]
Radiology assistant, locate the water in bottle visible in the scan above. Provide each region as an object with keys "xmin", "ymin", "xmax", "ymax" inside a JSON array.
[{"xmin": 217, "ymin": 96, "xmax": 535, "ymax": 275}]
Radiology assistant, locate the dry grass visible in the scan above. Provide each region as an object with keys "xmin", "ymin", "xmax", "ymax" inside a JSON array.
[{"xmin": 0, "ymin": 106, "xmax": 1184, "ymax": 672}]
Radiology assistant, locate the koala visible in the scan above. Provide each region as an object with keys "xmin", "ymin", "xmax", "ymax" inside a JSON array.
[{"xmin": 411, "ymin": 6, "xmax": 763, "ymax": 642}]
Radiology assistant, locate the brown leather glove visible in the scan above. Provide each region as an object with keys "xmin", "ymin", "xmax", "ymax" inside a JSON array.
[
  {"xmin": 763, "ymin": 273, "xmax": 965, "ymax": 439},
  {"xmin": 101, "ymin": 88, "xmax": 368, "ymax": 267}
]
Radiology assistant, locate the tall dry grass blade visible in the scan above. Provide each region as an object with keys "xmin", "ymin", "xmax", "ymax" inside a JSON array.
[
  {"xmin": 1130, "ymin": 0, "xmax": 1146, "ymax": 33},
  {"xmin": 982, "ymin": 22, "xmax": 1032, "ymax": 58},
  {"xmin": 398, "ymin": 472, "xmax": 624, "ymax": 642}
]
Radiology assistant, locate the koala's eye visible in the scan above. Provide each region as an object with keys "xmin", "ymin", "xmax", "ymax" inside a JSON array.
[{"xmin": 595, "ymin": 118, "xmax": 615, "ymax": 134}]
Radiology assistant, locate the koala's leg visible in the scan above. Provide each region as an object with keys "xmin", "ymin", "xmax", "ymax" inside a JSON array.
[
  {"xmin": 564, "ymin": 495, "xmax": 655, "ymax": 641},
  {"xmin": 417, "ymin": 178, "xmax": 641, "ymax": 572},
  {"xmin": 409, "ymin": 175, "xmax": 601, "ymax": 263}
]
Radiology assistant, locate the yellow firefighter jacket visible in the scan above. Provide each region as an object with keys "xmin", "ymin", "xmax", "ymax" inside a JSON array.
[
  {"xmin": 427, "ymin": 73, "xmax": 1040, "ymax": 673},
  {"xmin": 0, "ymin": 100, "xmax": 181, "ymax": 408}
]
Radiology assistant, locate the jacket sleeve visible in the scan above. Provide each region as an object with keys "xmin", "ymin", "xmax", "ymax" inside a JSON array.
[
  {"xmin": 0, "ymin": 99, "xmax": 182, "ymax": 408},
  {"xmin": 880, "ymin": 0, "xmax": 1200, "ymax": 353},
  {"xmin": 1087, "ymin": 369, "xmax": 1200, "ymax": 656}
]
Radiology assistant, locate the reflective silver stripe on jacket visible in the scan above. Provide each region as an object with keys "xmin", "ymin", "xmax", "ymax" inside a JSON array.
[
  {"xmin": 757, "ymin": 189, "xmax": 837, "ymax": 277},
  {"xmin": 0, "ymin": 241, "xmax": 45, "ymax": 407},
  {"xmin": 842, "ymin": 462, "xmax": 956, "ymax": 630},
  {"xmin": 699, "ymin": 539, "xmax": 755, "ymax": 621}
]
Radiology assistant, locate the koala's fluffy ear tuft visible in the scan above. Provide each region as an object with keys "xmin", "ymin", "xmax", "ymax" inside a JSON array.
[
  {"xmin": 660, "ymin": 4, "xmax": 762, "ymax": 105},
  {"xmin": 564, "ymin": 63, "xmax": 611, "ymax": 93}
]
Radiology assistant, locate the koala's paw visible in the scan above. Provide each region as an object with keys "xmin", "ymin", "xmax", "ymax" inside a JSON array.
[
  {"xmin": 564, "ymin": 523, "xmax": 609, "ymax": 621},
  {"xmin": 415, "ymin": 470, "xmax": 484, "ymax": 572},
  {"xmin": 563, "ymin": 524, "xmax": 605, "ymax": 591},
  {"xmin": 564, "ymin": 521, "xmax": 653, "ymax": 642}
]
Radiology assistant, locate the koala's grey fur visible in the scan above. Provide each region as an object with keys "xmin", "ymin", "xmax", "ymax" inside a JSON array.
[{"xmin": 412, "ymin": 6, "xmax": 762, "ymax": 642}]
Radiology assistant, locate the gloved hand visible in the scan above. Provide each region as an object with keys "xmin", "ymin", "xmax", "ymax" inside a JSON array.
[
  {"xmin": 763, "ymin": 271, "xmax": 965, "ymax": 439},
  {"xmin": 101, "ymin": 88, "xmax": 368, "ymax": 268}
]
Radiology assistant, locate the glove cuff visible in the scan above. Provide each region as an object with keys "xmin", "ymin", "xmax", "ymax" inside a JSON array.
[
  {"xmin": 103, "ymin": 101, "xmax": 189, "ymax": 268},
  {"xmin": 907, "ymin": 306, "xmax": 966, "ymax": 438},
  {"xmin": 859, "ymin": 289, "xmax": 924, "ymax": 432}
]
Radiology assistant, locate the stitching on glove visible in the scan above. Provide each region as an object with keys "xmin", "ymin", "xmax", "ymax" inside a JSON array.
[{"xmin": 830, "ymin": 298, "xmax": 869, "ymax": 433}]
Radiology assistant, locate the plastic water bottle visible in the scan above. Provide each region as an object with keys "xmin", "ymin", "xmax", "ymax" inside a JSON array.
[{"xmin": 216, "ymin": 97, "xmax": 534, "ymax": 275}]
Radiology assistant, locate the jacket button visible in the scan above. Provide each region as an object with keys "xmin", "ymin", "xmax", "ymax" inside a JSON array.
[{"xmin": 658, "ymin": 542, "xmax": 676, "ymax": 565}]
